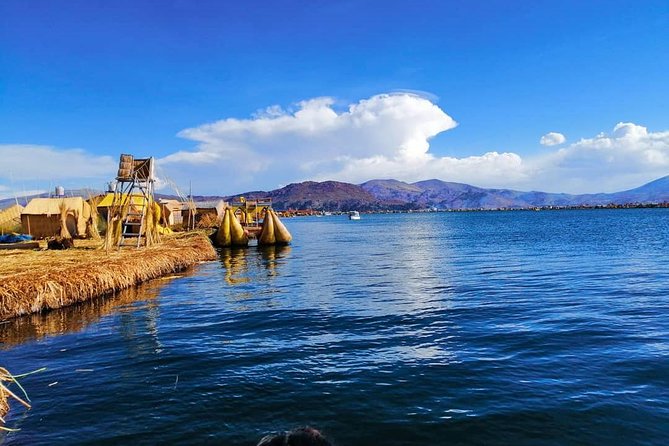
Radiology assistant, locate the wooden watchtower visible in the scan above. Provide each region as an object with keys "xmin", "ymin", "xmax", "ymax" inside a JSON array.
[{"xmin": 107, "ymin": 154, "xmax": 156, "ymax": 248}]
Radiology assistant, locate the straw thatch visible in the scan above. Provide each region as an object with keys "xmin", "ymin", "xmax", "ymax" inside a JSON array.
[
  {"xmin": 0, "ymin": 204, "xmax": 23, "ymax": 233},
  {"xmin": 86, "ymin": 195, "xmax": 101, "ymax": 240},
  {"xmin": 58, "ymin": 200, "xmax": 72, "ymax": 240},
  {"xmin": 184, "ymin": 200, "xmax": 226, "ymax": 228},
  {"xmin": 0, "ymin": 232, "xmax": 216, "ymax": 321},
  {"xmin": 21, "ymin": 197, "xmax": 91, "ymax": 239},
  {"xmin": 270, "ymin": 209, "xmax": 292, "ymax": 244},
  {"xmin": 144, "ymin": 200, "xmax": 161, "ymax": 246},
  {"xmin": 258, "ymin": 208, "xmax": 275, "ymax": 245},
  {"xmin": 0, "ymin": 378, "xmax": 8, "ymax": 421},
  {"xmin": 103, "ymin": 194, "xmax": 131, "ymax": 250},
  {"xmin": 195, "ymin": 212, "xmax": 220, "ymax": 229},
  {"xmin": 101, "ymin": 194, "xmax": 168, "ymax": 249},
  {"xmin": 214, "ymin": 208, "xmax": 249, "ymax": 247}
]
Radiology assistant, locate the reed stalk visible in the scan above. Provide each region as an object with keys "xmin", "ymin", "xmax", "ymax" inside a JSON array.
[
  {"xmin": 86, "ymin": 194, "xmax": 101, "ymax": 241},
  {"xmin": 0, "ymin": 367, "xmax": 41, "ymax": 432},
  {"xmin": 58, "ymin": 200, "xmax": 71, "ymax": 240},
  {"xmin": 104, "ymin": 194, "xmax": 130, "ymax": 251}
]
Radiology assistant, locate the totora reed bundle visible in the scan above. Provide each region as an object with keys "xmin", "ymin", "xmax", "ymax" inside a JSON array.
[
  {"xmin": 104, "ymin": 195, "xmax": 130, "ymax": 251},
  {"xmin": 0, "ymin": 378, "xmax": 7, "ymax": 424},
  {"xmin": 47, "ymin": 201, "xmax": 75, "ymax": 249},
  {"xmin": 0, "ymin": 232, "xmax": 216, "ymax": 321},
  {"xmin": 58, "ymin": 200, "xmax": 72, "ymax": 240},
  {"xmin": 86, "ymin": 194, "xmax": 101, "ymax": 240},
  {"xmin": 1, "ymin": 368, "xmax": 31, "ymax": 431},
  {"xmin": 144, "ymin": 199, "xmax": 161, "ymax": 247}
]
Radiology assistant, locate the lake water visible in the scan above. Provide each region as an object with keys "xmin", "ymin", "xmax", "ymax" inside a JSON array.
[{"xmin": 2, "ymin": 209, "xmax": 669, "ymax": 445}]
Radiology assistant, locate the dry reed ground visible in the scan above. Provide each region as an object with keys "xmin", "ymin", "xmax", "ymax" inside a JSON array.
[
  {"xmin": 0, "ymin": 232, "xmax": 216, "ymax": 321},
  {"xmin": 0, "ymin": 383, "xmax": 7, "ymax": 420}
]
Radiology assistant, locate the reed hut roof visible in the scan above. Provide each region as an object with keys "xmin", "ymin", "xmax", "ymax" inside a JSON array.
[
  {"xmin": 187, "ymin": 200, "xmax": 227, "ymax": 212},
  {"xmin": 22, "ymin": 197, "xmax": 89, "ymax": 216},
  {"xmin": 158, "ymin": 199, "xmax": 182, "ymax": 210}
]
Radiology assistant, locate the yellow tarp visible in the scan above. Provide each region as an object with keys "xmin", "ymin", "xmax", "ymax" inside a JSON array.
[{"xmin": 97, "ymin": 193, "xmax": 146, "ymax": 208}]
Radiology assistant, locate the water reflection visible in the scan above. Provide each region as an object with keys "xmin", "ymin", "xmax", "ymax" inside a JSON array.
[
  {"xmin": 119, "ymin": 297, "xmax": 163, "ymax": 357},
  {"xmin": 218, "ymin": 245, "xmax": 292, "ymax": 285},
  {"xmin": 259, "ymin": 245, "xmax": 292, "ymax": 276},
  {"xmin": 0, "ymin": 276, "xmax": 182, "ymax": 349},
  {"xmin": 218, "ymin": 247, "xmax": 251, "ymax": 284},
  {"xmin": 391, "ymin": 214, "xmax": 455, "ymax": 313}
]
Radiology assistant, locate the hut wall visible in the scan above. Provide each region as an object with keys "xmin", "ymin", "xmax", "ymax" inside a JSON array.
[{"xmin": 21, "ymin": 214, "xmax": 78, "ymax": 239}]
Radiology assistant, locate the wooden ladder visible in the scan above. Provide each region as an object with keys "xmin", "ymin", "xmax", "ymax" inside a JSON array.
[
  {"xmin": 119, "ymin": 199, "xmax": 147, "ymax": 248},
  {"xmin": 118, "ymin": 179, "xmax": 152, "ymax": 248}
]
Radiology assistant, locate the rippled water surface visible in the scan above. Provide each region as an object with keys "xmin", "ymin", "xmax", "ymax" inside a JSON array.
[{"xmin": 2, "ymin": 209, "xmax": 669, "ymax": 445}]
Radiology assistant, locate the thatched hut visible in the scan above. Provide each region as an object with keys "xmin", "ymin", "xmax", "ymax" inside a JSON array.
[
  {"xmin": 158, "ymin": 199, "xmax": 183, "ymax": 226},
  {"xmin": 21, "ymin": 197, "xmax": 91, "ymax": 239},
  {"xmin": 0, "ymin": 204, "xmax": 24, "ymax": 233},
  {"xmin": 182, "ymin": 200, "xmax": 226, "ymax": 227}
]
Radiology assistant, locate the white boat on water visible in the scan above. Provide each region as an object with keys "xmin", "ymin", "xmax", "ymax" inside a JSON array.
[{"xmin": 348, "ymin": 211, "xmax": 361, "ymax": 220}]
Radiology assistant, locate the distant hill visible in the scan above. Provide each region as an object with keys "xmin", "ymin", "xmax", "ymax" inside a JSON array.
[
  {"xmin": 359, "ymin": 179, "xmax": 423, "ymax": 203},
  {"xmin": 359, "ymin": 177, "xmax": 669, "ymax": 210},
  {"xmin": 225, "ymin": 181, "xmax": 383, "ymax": 211},
  {"xmin": 3, "ymin": 176, "xmax": 669, "ymax": 212}
]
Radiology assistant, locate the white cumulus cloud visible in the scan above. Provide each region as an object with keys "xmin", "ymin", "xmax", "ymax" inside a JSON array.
[
  {"xmin": 156, "ymin": 94, "xmax": 669, "ymax": 194},
  {"xmin": 161, "ymin": 93, "xmax": 528, "ymax": 192},
  {"xmin": 540, "ymin": 132, "xmax": 566, "ymax": 146},
  {"xmin": 530, "ymin": 122, "xmax": 669, "ymax": 192}
]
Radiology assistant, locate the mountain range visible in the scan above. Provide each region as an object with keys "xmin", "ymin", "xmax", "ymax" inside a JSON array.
[
  {"xmin": 3, "ymin": 176, "xmax": 669, "ymax": 212},
  {"xmin": 222, "ymin": 175, "xmax": 669, "ymax": 211}
]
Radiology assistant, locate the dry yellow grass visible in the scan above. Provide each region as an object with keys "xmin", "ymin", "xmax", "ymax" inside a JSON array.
[
  {"xmin": 0, "ymin": 232, "xmax": 216, "ymax": 321},
  {"xmin": 0, "ymin": 380, "xmax": 7, "ymax": 421}
]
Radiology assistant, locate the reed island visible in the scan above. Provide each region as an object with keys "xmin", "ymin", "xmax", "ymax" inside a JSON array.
[
  {"xmin": 0, "ymin": 154, "xmax": 292, "ymax": 426},
  {"xmin": 0, "ymin": 154, "xmax": 292, "ymax": 322}
]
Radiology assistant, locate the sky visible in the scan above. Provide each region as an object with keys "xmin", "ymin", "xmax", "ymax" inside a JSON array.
[{"xmin": 1, "ymin": 0, "xmax": 668, "ymax": 198}]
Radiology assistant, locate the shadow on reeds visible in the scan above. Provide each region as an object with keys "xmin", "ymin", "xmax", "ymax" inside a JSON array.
[{"xmin": 0, "ymin": 273, "xmax": 187, "ymax": 349}]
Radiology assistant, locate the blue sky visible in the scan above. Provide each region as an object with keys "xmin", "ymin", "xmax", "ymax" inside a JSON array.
[{"xmin": 1, "ymin": 0, "xmax": 668, "ymax": 196}]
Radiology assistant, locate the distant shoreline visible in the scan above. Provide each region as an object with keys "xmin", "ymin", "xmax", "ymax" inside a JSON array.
[{"xmin": 279, "ymin": 202, "xmax": 669, "ymax": 216}]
